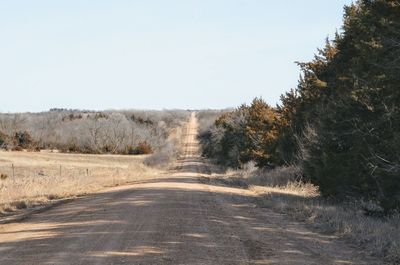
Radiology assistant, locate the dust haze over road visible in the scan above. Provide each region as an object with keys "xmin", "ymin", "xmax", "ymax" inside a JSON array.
[{"xmin": 0, "ymin": 113, "xmax": 378, "ymax": 264}]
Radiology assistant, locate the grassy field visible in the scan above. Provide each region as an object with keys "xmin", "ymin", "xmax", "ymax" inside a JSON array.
[
  {"xmin": 0, "ymin": 151, "xmax": 162, "ymax": 214},
  {"xmin": 206, "ymin": 164, "xmax": 400, "ymax": 265}
]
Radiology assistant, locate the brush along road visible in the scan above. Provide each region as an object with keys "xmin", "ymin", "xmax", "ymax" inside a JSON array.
[{"xmin": 0, "ymin": 113, "xmax": 378, "ymax": 265}]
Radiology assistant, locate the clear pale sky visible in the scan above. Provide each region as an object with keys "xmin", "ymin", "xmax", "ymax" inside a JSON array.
[{"xmin": 0, "ymin": 0, "xmax": 352, "ymax": 112}]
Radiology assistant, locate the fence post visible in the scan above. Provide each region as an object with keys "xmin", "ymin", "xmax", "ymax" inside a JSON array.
[
  {"xmin": 86, "ymin": 168, "xmax": 89, "ymax": 176},
  {"xmin": 12, "ymin": 163, "xmax": 15, "ymax": 178},
  {"xmin": 59, "ymin": 165, "xmax": 62, "ymax": 177}
]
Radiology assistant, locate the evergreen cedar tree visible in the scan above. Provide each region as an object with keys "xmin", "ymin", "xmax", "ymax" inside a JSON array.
[{"xmin": 201, "ymin": 0, "xmax": 400, "ymax": 213}]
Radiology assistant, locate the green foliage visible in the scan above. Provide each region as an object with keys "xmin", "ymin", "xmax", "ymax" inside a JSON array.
[
  {"xmin": 201, "ymin": 98, "xmax": 279, "ymax": 168},
  {"xmin": 296, "ymin": 0, "xmax": 400, "ymax": 212},
  {"xmin": 201, "ymin": 0, "xmax": 400, "ymax": 212},
  {"xmin": 245, "ymin": 98, "xmax": 281, "ymax": 167},
  {"xmin": 200, "ymin": 106, "xmax": 248, "ymax": 167}
]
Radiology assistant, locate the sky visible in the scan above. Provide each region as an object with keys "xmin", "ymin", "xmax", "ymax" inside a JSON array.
[{"xmin": 0, "ymin": 0, "xmax": 353, "ymax": 112}]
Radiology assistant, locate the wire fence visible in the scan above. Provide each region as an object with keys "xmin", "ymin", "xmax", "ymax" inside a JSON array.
[
  {"xmin": 0, "ymin": 164, "xmax": 136, "ymax": 180},
  {"xmin": 0, "ymin": 164, "xmax": 92, "ymax": 179},
  {"xmin": 0, "ymin": 163, "xmax": 152, "ymax": 206}
]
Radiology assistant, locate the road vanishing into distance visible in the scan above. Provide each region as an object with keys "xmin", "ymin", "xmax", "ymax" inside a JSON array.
[{"xmin": 0, "ymin": 113, "xmax": 378, "ymax": 265}]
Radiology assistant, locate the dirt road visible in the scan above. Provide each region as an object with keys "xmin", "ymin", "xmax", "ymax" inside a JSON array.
[{"xmin": 0, "ymin": 113, "xmax": 378, "ymax": 264}]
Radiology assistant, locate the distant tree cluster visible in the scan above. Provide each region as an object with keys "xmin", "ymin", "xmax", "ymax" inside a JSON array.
[
  {"xmin": 200, "ymin": 0, "xmax": 400, "ymax": 212},
  {"xmin": 196, "ymin": 110, "xmax": 231, "ymax": 136},
  {"xmin": 200, "ymin": 99, "xmax": 280, "ymax": 168},
  {"xmin": 0, "ymin": 110, "xmax": 188, "ymax": 155}
]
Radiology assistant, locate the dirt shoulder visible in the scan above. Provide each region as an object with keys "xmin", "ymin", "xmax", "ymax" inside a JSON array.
[{"xmin": 0, "ymin": 113, "xmax": 380, "ymax": 265}]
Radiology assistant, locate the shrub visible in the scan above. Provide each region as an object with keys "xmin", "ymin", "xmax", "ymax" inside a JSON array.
[
  {"xmin": 144, "ymin": 143, "xmax": 175, "ymax": 167},
  {"xmin": 0, "ymin": 131, "xmax": 6, "ymax": 148},
  {"xmin": 125, "ymin": 145, "xmax": 136, "ymax": 155},
  {"xmin": 12, "ymin": 146, "xmax": 23, "ymax": 151},
  {"xmin": 199, "ymin": 98, "xmax": 280, "ymax": 168},
  {"xmin": 13, "ymin": 131, "xmax": 34, "ymax": 149},
  {"xmin": 133, "ymin": 141, "xmax": 153, "ymax": 155}
]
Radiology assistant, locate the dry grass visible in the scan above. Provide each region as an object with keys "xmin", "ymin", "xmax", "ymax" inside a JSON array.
[
  {"xmin": 0, "ymin": 151, "xmax": 162, "ymax": 214},
  {"xmin": 0, "ymin": 115, "xmax": 189, "ymax": 216},
  {"xmin": 210, "ymin": 164, "xmax": 400, "ymax": 265},
  {"xmin": 144, "ymin": 120, "xmax": 186, "ymax": 168}
]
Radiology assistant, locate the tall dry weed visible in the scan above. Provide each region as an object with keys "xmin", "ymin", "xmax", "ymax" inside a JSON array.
[{"xmin": 218, "ymin": 164, "xmax": 399, "ymax": 264}]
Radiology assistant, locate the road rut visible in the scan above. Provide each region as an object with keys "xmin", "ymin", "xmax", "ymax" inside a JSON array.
[{"xmin": 0, "ymin": 113, "xmax": 378, "ymax": 264}]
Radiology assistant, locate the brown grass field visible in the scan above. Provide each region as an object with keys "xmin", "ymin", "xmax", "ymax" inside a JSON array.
[
  {"xmin": 205, "ymin": 165, "xmax": 400, "ymax": 264},
  {"xmin": 0, "ymin": 151, "xmax": 162, "ymax": 214}
]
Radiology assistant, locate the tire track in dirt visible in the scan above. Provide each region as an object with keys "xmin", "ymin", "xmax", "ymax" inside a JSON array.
[{"xmin": 0, "ymin": 112, "xmax": 379, "ymax": 264}]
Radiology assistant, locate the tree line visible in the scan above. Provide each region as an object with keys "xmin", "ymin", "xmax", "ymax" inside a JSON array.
[
  {"xmin": 0, "ymin": 109, "xmax": 189, "ymax": 155},
  {"xmin": 199, "ymin": 0, "xmax": 400, "ymax": 213}
]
